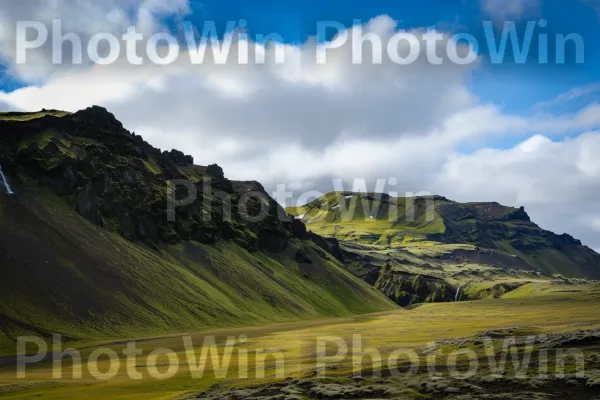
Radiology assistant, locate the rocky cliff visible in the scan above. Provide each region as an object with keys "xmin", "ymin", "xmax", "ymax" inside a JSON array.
[
  {"xmin": 287, "ymin": 192, "xmax": 600, "ymax": 306},
  {"xmin": 0, "ymin": 108, "xmax": 396, "ymax": 356},
  {"xmin": 0, "ymin": 106, "xmax": 310, "ymax": 252}
]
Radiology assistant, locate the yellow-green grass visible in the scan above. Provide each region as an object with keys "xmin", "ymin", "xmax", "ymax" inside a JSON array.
[
  {"xmin": 1, "ymin": 283, "xmax": 599, "ymax": 399},
  {"xmin": 288, "ymin": 192, "xmax": 600, "ymax": 279},
  {"xmin": 340, "ymin": 239, "xmax": 545, "ymax": 284},
  {"xmin": 289, "ymin": 192, "xmax": 446, "ymax": 235},
  {"xmin": 0, "ymin": 187, "xmax": 396, "ymax": 358},
  {"xmin": 142, "ymin": 159, "xmax": 163, "ymax": 176},
  {"xmin": 0, "ymin": 111, "xmax": 71, "ymax": 122}
]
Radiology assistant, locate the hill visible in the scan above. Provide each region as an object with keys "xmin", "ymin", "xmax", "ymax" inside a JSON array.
[
  {"xmin": 287, "ymin": 192, "xmax": 600, "ymax": 305},
  {"xmin": 0, "ymin": 108, "xmax": 396, "ymax": 356}
]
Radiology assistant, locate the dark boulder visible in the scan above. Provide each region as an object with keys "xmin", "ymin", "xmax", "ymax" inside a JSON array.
[
  {"xmin": 167, "ymin": 149, "xmax": 194, "ymax": 166},
  {"xmin": 324, "ymin": 237, "xmax": 342, "ymax": 260},
  {"xmin": 503, "ymin": 206, "xmax": 531, "ymax": 222},
  {"xmin": 291, "ymin": 218, "xmax": 308, "ymax": 239},
  {"xmin": 47, "ymin": 164, "xmax": 77, "ymax": 196},
  {"xmin": 310, "ymin": 233, "xmax": 343, "ymax": 261},
  {"xmin": 207, "ymin": 164, "xmax": 225, "ymax": 179},
  {"xmin": 70, "ymin": 106, "xmax": 124, "ymax": 134}
]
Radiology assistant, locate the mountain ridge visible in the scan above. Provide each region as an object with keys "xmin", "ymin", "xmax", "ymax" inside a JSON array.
[
  {"xmin": 288, "ymin": 191, "xmax": 598, "ymax": 269},
  {"xmin": 0, "ymin": 107, "xmax": 396, "ymax": 356},
  {"xmin": 287, "ymin": 191, "xmax": 600, "ymax": 305},
  {"xmin": 1, "ymin": 106, "xmax": 598, "ymax": 352}
]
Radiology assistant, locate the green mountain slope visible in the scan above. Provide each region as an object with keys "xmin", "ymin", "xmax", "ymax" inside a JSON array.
[
  {"xmin": 287, "ymin": 192, "xmax": 600, "ymax": 305},
  {"xmin": 0, "ymin": 109, "xmax": 396, "ymax": 356}
]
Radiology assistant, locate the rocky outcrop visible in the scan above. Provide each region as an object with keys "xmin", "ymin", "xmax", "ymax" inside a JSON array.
[
  {"xmin": 70, "ymin": 105, "xmax": 124, "ymax": 134},
  {"xmin": 0, "ymin": 106, "xmax": 318, "ymax": 253},
  {"xmin": 437, "ymin": 202, "xmax": 598, "ymax": 273},
  {"xmin": 503, "ymin": 206, "xmax": 531, "ymax": 222},
  {"xmin": 310, "ymin": 233, "xmax": 343, "ymax": 261},
  {"xmin": 374, "ymin": 266, "xmax": 455, "ymax": 306},
  {"xmin": 165, "ymin": 149, "xmax": 193, "ymax": 166}
]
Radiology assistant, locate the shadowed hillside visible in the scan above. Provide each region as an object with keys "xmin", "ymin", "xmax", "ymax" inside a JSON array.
[{"xmin": 0, "ymin": 108, "xmax": 396, "ymax": 356}]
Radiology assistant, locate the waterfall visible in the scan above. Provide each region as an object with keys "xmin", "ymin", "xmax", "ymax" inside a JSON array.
[
  {"xmin": 455, "ymin": 285, "xmax": 463, "ymax": 302},
  {"xmin": 0, "ymin": 165, "xmax": 14, "ymax": 195}
]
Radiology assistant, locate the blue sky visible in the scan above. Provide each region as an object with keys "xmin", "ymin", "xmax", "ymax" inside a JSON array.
[
  {"xmin": 170, "ymin": 0, "xmax": 600, "ymax": 148},
  {"xmin": 186, "ymin": 0, "xmax": 600, "ymax": 112},
  {"xmin": 3, "ymin": 0, "xmax": 600, "ymax": 117}
]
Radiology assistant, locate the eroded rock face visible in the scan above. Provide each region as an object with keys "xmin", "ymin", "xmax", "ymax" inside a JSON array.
[
  {"xmin": 291, "ymin": 219, "xmax": 308, "ymax": 239},
  {"xmin": 0, "ymin": 106, "xmax": 318, "ymax": 253},
  {"xmin": 437, "ymin": 202, "xmax": 590, "ymax": 257},
  {"xmin": 70, "ymin": 106, "xmax": 124, "ymax": 135},
  {"xmin": 310, "ymin": 233, "xmax": 343, "ymax": 261},
  {"xmin": 375, "ymin": 267, "xmax": 455, "ymax": 306},
  {"xmin": 165, "ymin": 149, "xmax": 193, "ymax": 166},
  {"xmin": 504, "ymin": 206, "xmax": 531, "ymax": 222}
]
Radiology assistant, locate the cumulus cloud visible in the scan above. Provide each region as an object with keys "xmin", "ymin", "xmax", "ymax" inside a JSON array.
[
  {"xmin": 434, "ymin": 133, "xmax": 600, "ymax": 248},
  {"xmin": 1, "ymin": 3, "xmax": 600, "ymax": 249},
  {"xmin": 0, "ymin": 14, "xmax": 482, "ymax": 150},
  {"xmin": 0, "ymin": 0, "xmax": 190, "ymax": 82}
]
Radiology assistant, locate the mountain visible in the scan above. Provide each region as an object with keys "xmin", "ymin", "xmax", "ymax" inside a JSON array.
[
  {"xmin": 2, "ymin": 107, "xmax": 597, "ymax": 357},
  {"xmin": 0, "ymin": 108, "xmax": 396, "ymax": 356},
  {"xmin": 287, "ymin": 192, "xmax": 600, "ymax": 306}
]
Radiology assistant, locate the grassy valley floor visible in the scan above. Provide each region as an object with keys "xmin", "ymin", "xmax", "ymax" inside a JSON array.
[{"xmin": 1, "ymin": 282, "xmax": 600, "ymax": 399}]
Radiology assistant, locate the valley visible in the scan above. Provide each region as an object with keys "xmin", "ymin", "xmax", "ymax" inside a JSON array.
[
  {"xmin": 1, "ymin": 109, "xmax": 599, "ymax": 399},
  {"xmin": 1, "ymin": 282, "xmax": 600, "ymax": 399}
]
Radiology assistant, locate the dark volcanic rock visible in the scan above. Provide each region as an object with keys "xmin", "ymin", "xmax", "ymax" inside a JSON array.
[
  {"xmin": 0, "ymin": 105, "xmax": 333, "ymax": 253},
  {"xmin": 310, "ymin": 232, "xmax": 343, "ymax": 261},
  {"xmin": 503, "ymin": 206, "xmax": 531, "ymax": 222},
  {"xmin": 291, "ymin": 218, "xmax": 309, "ymax": 239},
  {"xmin": 325, "ymin": 237, "xmax": 342, "ymax": 260},
  {"xmin": 166, "ymin": 149, "xmax": 193, "ymax": 166},
  {"xmin": 375, "ymin": 266, "xmax": 454, "ymax": 306},
  {"xmin": 70, "ymin": 106, "xmax": 124, "ymax": 134}
]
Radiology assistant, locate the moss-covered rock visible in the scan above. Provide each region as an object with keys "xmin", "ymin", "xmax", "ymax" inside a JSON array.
[{"xmin": 0, "ymin": 106, "xmax": 316, "ymax": 254}]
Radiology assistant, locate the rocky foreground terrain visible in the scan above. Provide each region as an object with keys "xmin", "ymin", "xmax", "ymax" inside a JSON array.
[{"xmin": 187, "ymin": 328, "xmax": 600, "ymax": 399}]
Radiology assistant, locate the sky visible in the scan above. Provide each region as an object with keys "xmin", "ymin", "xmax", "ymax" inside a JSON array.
[{"xmin": 1, "ymin": 0, "xmax": 600, "ymax": 251}]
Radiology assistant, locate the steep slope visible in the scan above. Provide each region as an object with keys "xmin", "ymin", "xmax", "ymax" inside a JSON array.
[
  {"xmin": 287, "ymin": 192, "xmax": 600, "ymax": 305},
  {"xmin": 0, "ymin": 109, "xmax": 396, "ymax": 356}
]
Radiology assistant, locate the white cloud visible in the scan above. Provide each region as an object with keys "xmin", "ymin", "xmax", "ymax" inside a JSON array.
[
  {"xmin": 433, "ymin": 132, "xmax": 600, "ymax": 247},
  {"xmin": 535, "ymin": 82, "xmax": 600, "ymax": 110},
  {"xmin": 0, "ymin": 0, "xmax": 190, "ymax": 82},
  {"xmin": 0, "ymin": 15, "xmax": 482, "ymax": 149}
]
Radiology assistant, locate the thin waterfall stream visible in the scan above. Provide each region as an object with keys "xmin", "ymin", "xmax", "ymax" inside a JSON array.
[
  {"xmin": 455, "ymin": 285, "xmax": 463, "ymax": 302},
  {"xmin": 0, "ymin": 165, "xmax": 14, "ymax": 194}
]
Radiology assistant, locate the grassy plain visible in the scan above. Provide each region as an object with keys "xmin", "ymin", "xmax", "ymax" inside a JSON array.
[{"xmin": 1, "ymin": 282, "xmax": 599, "ymax": 399}]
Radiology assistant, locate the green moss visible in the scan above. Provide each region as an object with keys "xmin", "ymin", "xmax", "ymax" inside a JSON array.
[
  {"xmin": 0, "ymin": 110, "xmax": 70, "ymax": 122},
  {"xmin": 143, "ymin": 159, "xmax": 162, "ymax": 175},
  {"xmin": 0, "ymin": 187, "xmax": 395, "ymax": 358}
]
